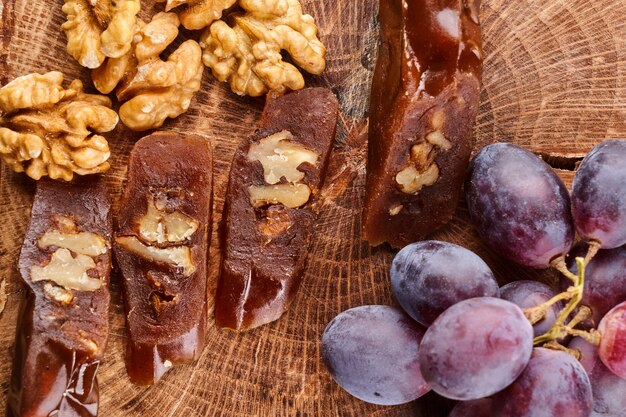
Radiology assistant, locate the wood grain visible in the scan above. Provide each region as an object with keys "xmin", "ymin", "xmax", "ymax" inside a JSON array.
[{"xmin": 1, "ymin": 0, "xmax": 625, "ymax": 416}]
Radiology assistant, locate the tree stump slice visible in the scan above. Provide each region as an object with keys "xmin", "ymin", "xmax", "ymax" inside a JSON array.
[{"xmin": 0, "ymin": 0, "xmax": 625, "ymax": 416}]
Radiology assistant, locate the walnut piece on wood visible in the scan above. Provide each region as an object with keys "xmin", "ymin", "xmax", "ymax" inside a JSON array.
[
  {"xmin": 199, "ymin": 0, "xmax": 326, "ymax": 96},
  {"xmin": 92, "ymin": 12, "xmax": 204, "ymax": 131},
  {"xmin": 62, "ymin": 0, "xmax": 141, "ymax": 68},
  {"xmin": 0, "ymin": 72, "xmax": 118, "ymax": 181},
  {"xmin": 155, "ymin": 0, "xmax": 237, "ymax": 30}
]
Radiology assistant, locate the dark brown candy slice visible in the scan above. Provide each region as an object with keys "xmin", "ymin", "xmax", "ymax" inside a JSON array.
[
  {"xmin": 215, "ymin": 88, "xmax": 339, "ymax": 331},
  {"xmin": 114, "ymin": 132, "xmax": 212, "ymax": 386},
  {"xmin": 362, "ymin": 0, "xmax": 483, "ymax": 248},
  {"xmin": 8, "ymin": 177, "xmax": 112, "ymax": 417}
]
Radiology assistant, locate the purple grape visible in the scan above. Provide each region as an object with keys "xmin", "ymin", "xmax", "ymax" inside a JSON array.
[
  {"xmin": 419, "ymin": 297, "xmax": 533, "ymax": 400},
  {"xmin": 321, "ymin": 305, "xmax": 430, "ymax": 405},
  {"xmin": 500, "ymin": 280, "xmax": 563, "ymax": 337},
  {"xmin": 391, "ymin": 241, "xmax": 499, "ymax": 326},
  {"xmin": 571, "ymin": 140, "xmax": 626, "ymax": 249},
  {"xmin": 598, "ymin": 301, "xmax": 626, "ymax": 380},
  {"xmin": 492, "ymin": 347, "xmax": 592, "ymax": 417},
  {"xmin": 570, "ymin": 337, "xmax": 626, "ymax": 416},
  {"xmin": 465, "ymin": 143, "xmax": 574, "ymax": 268},
  {"xmin": 448, "ymin": 398, "xmax": 492, "ymax": 417},
  {"xmin": 565, "ymin": 243, "xmax": 626, "ymax": 325}
]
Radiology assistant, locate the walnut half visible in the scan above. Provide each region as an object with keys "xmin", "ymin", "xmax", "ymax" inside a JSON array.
[
  {"xmin": 0, "ymin": 72, "xmax": 118, "ymax": 181},
  {"xmin": 200, "ymin": 0, "xmax": 326, "ymax": 96},
  {"xmin": 155, "ymin": 0, "xmax": 236, "ymax": 30},
  {"xmin": 92, "ymin": 13, "xmax": 204, "ymax": 131},
  {"xmin": 62, "ymin": 0, "xmax": 141, "ymax": 68}
]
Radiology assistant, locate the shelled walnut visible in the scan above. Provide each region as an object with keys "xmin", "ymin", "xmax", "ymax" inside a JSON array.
[
  {"xmin": 155, "ymin": 0, "xmax": 236, "ymax": 30},
  {"xmin": 200, "ymin": 0, "xmax": 326, "ymax": 96},
  {"xmin": 92, "ymin": 12, "xmax": 203, "ymax": 131},
  {"xmin": 0, "ymin": 72, "xmax": 118, "ymax": 181},
  {"xmin": 62, "ymin": 0, "xmax": 141, "ymax": 68}
]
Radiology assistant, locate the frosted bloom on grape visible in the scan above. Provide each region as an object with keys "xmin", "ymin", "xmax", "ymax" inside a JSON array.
[
  {"xmin": 465, "ymin": 143, "xmax": 574, "ymax": 268},
  {"xmin": 419, "ymin": 297, "xmax": 533, "ymax": 400},
  {"xmin": 572, "ymin": 140, "xmax": 626, "ymax": 249},
  {"xmin": 492, "ymin": 348, "xmax": 592, "ymax": 417},
  {"xmin": 391, "ymin": 240, "xmax": 498, "ymax": 326},
  {"xmin": 570, "ymin": 337, "xmax": 626, "ymax": 416},
  {"xmin": 321, "ymin": 305, "xmax": 430, "ymax": 405}
]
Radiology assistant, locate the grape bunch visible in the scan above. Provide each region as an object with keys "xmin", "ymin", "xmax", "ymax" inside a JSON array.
[{"xmin": 321, "ymin": 140, "xmax": 626, "ymax": 416}]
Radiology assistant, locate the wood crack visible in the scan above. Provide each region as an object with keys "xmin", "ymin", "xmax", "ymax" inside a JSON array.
[{"xmin": 536, "ymin": 152, "xmax": 584, "ymax": 171}]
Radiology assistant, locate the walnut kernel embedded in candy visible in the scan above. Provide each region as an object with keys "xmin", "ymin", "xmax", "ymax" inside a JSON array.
[
  {"xmin": 30, "ymin": 248, "xmax": 103, "ymax": 291},
  {"xmin": 248, "ymin": 183, "xmax": 311, "ymax": 208},
  {"xmin": 247, "ymin": 130, "xmax": 319, "ymax": 184},
  {"xmin": 116, "ymin": 236, "xmax": 196, "ymax": 276},
  {"xmin": 138, "ymin": 197, "xmax": 199, "ymax": 245},
  {"xmin": 395, "ymin": 110, "xmax": 452, "ymax": 195}
]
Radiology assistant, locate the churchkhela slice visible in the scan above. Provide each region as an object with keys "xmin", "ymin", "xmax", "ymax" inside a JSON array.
[
  {"xmin": 362, "ymin": 0, "xmax": 483, "ymax": 248},
  {"xmin": 114, "ymin": 132, "xmax": 213, "ymax": 385},
  {"xmin": 8, "ymin": 177, "xmax": 112, "ymax": 417},
  {"xmin": 215, "ymin": 88, "xmax": 339, "ymax": 331}
]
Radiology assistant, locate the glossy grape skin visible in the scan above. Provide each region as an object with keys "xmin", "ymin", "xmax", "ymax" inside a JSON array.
[
  {"xmin": 492, "ymin": 348, "xmax": 592, "ymax": 417},
  {"xmin": 465, "ymin": 143, "xmax": 574, "ymax": 268},
  {"xmin": 565, "ymin": 243, "xmax": 626, "ymax": 325},
  {"xmin": 598, "ymin": 301, "xmax": 626, "ymax": 380},
  {"xmin": 500, "ymin": 280, "xmax": 562, "ymax": 337},
  {"xmin": 448, "ymin": 398, "xmax": 492, "ymax": 417},
  {"xmin": 419, "ymin": 297, "xmax": 533, "ymax": 400},
  {"xmin": 321, "ymin": 305, "xmax": 430, "ymax": 405},
  {"xmin": 391, "ymin": 241, "xmax": 499, "ymax": 326},
  {"xmin": 570, "ymin": 337, "xmax": 626, "ymax": 416},
  {"xmin": 571, "ymin": 140, "xmax": 626, "ymax": 249}
]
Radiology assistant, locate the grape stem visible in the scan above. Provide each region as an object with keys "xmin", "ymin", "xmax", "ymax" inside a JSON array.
[
  {"xmin": 530, "ymin": 252, "xmax": 602, "ymax": 349},
  {"xmin": 550, "ymin": 255, "xmax": 578, "ymax": 283},
  {"xmin": 523, "ymin": 289, "xmax": 575, "ymax": 324},
  {"xmin": 585, "ymin": 240, "xmax": 601, "ymax": 265},
  {"xmin": 542, "ymin": 341, "xmax": 581, "ymax": 360}
]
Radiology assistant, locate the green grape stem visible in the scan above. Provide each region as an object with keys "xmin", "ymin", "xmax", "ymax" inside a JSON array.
[{"xmin": 524, "ymin": 247, "xmax": 602, "ymax": 350}]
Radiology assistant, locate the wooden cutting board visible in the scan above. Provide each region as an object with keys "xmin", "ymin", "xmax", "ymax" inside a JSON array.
[{"xmin": 1, "ymin": 0, "xmax": 625, "ymax": 416}]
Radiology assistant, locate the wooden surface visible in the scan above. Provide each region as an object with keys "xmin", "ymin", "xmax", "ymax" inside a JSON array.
[{"xmin": 1, "ymin": 0, "xmax": 626, "ymax": 416}]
